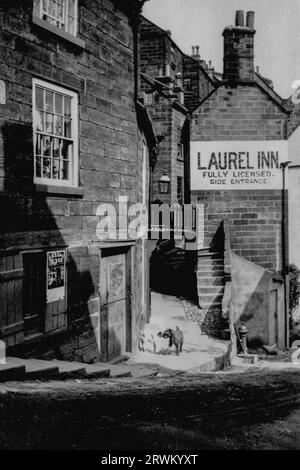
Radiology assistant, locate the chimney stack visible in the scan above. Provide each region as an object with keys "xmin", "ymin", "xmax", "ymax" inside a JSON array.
[
  {"xmin": 223, "ymin": 10, "xmax": 256, "ymax": 82},
  {"xmin": 191, "ymin": 45, "xmax": 201, "ymax": 61}
]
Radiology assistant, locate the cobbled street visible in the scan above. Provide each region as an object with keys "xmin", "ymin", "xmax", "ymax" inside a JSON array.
[{"xmin": 0, "ymin": 369, "xmax": 299, "ymax": 450}]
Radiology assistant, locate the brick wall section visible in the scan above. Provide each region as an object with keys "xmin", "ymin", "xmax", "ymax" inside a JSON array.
[
  {"xmin": 223, "ymin": 27, "xmax": 255, "ymax": 81},
  {"xmin": 0, "ymin": 0, "xmax": 140, "ymax": 241},
  {"xmin": 140, "ymin": 17, "xmax": 183, "ymax": 82},
  {"xmin": 183, "ymin": 55, "xmax": 216, "ymax": 111},
  {"xmin": 145, "ymin": 98, "xmax": 187, "ymax": 204},
  {"xmin": 171, "ymin": 106, "xmax": 186, "ymax": 203},
  {"xmin": 191, "ymin": 84, "xmax": 288, "ymax": 271},
  {"xmin": 0, "ymin": 0, "xmax": 150, "ymax": 358}
]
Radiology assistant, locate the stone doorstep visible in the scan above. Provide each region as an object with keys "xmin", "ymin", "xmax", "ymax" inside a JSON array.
[
  {"xmin": 1, "ymin": 358, "xmax": 112, "ymax": 382},
  {"xmin": 5, "ymin": 358, "xmax": 60, "ymax": 380},
  {"xmin": 0, "ymin": 364, "xmax": 26, "ymax": 382}
]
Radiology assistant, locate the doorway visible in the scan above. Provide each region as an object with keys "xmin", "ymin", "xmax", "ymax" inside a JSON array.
[{"xmin": 100, "ymin": 248, "xmax": 131, "ymax": 361}]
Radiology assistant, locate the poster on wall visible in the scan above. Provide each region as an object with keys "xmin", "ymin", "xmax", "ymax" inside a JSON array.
[
  {"xmin": 46, "ymin": 250, "xmax": 66, "ymax": 303},
  {"xmin": 190, "ymin": 140, "xmax": 288, "ymax": 191}
]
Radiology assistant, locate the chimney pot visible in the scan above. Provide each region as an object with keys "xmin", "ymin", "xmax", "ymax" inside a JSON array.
[
  {"xmin": 235, "ymin": 10, "xmax": 244, "ymax": 27},
  {"xmin": 196, "ymin": 45, "xmax": 199, "ymax": 55},
  {"xmin": 246, "ymin": 11, "xmax": 255, "ymax": 29},
  {"xmin": 256, "ymin": 66, "xmax": 260, "ymax": 74}
]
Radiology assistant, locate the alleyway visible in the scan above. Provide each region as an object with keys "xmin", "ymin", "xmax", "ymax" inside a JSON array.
[
  {"xmin": 128, "ymin": 292, "xmax": 230, "ymax": 373},
  {"xmin": 0, "ymin": 369, "xmax": 299, "ymax": 450}
]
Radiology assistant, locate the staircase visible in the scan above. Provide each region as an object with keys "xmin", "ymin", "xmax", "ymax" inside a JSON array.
[
  {"xmin": 0, "ymin": 357, "xmax": 157, "ymax": 383},
  {"xmin": 196, "ymin": 251, "xmax": 225, "ymax": 310}
]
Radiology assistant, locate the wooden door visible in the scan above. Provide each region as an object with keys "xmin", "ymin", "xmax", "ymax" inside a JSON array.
[
  {"xmin": 100, "ymin": 252, "xmax": 128, "ymax": 361},
  {"xmin": 0, "ymin": 252, "xmax": 25, "ymax": 344},
  {"xmin": 23, "ymin": 252, "xmax": 45, "ymax": 336}
]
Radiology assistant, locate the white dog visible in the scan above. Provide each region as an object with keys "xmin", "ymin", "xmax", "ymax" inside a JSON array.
[
  {"xmin": 139, "ymin": 327, "xmax": 170, "ymax": 354},
  {"xmin": 139, "ymin": 330, "xmax": 157, "ymax": 353}
]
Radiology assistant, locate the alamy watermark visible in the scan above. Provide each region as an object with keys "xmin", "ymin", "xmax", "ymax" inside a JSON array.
[{"xmin": 95, "ymin": 197, "xmax": 205, "ymax": 250}]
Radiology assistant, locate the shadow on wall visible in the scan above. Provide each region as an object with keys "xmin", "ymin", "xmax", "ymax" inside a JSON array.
[
  {"xmin": 0, "ymin": 121, "xmax": 101, "ymax": 363},
  {"xmin": 210, "ymin": 222, "xmax": 225, "ymax": 253},
  {"xmin": 150, "ymin": 239, "xmax": 197, "ymax": 301},
  {"xmin": 230, "ymin": 253, "xmax": 280, "ymax": 350}
]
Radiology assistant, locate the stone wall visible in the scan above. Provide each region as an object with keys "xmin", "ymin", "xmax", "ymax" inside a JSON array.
[
  {"xmin": 0, "ymin": 0, "xmax": 150, "ymax": 360},
  {"xmin": 191, "ymin": 84, "xmax": 287, "ymax": 272}
]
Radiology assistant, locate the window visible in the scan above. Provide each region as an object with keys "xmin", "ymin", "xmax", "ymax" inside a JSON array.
[
  {"xmin": 177, "ymin": 176, "xmax": 183, "ymax": 205},
  {"xmin": 184, "ymin": 78, "xmax": 192, "ymax": 91},
  {"xmin": 33, "ymin": 79, "xmax": 78, "ymax": 187},
  {"xmin": 33, "ymin": 0, "xmax": 78, "ymax": 36},
  {"xmin": 177, "ymin": 127, "xmax": 184, "ymax": 161},
  {"xmin": 144, "ymin": 92, "xmax": 153, "ymax": 105}
]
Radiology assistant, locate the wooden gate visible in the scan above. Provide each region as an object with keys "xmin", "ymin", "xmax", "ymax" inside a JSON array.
[{"xmin": 100, "ymin": 250, "xmax": 131, "ymax": 361}]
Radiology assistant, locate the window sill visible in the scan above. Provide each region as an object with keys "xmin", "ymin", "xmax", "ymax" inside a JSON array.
[
  {"xmin": 34, "ymin": 183, "xmax": 84, "ymax": 198},
  {"xmin": 32, "ymin": 15, "xmax": 86, "ymax": 50}
]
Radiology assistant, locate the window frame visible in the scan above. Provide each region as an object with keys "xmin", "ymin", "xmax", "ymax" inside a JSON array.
[
  {"xmin": 177, "ymin": 127, "xmax": 184, "ymax": 162},
  {"xmin": 32, "ymin": 78, "xmax": 79, "ymax": 188},
  {"xmin": 177, "ymin": 175, "xmax": 183, "ymax": 205},
  {"xmin": 33, "ymin": 0, "xmax": 78, "ymax": 37}
]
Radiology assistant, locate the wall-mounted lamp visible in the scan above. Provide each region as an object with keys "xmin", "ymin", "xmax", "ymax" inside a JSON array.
[
  {"xmin": 280, "ymin": 161, "xmax": 292, "ymax": 170},
  {"xmin": 159, "ymin": 169, "xmax": 171, "ymax": 194}
]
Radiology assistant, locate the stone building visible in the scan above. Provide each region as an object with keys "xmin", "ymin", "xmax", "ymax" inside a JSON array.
[
  {"xmin": 141, "ymin": 9, "xmax": 294, "ymax": 351},
  {"xmin": 139, "ymin": 17, "xmax": 219, "ymax": 205},
  {"xmin": 190, "ymin": 11, "xmax": 289, "ymax": 349},
  {"xmin": 0, "ymin": 0, "xmax": 156, "ymax": 362}
]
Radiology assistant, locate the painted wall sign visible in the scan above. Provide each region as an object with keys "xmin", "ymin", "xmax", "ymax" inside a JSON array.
[
  {"xmin": 190, "ymin": 140, "xmax": 288, "ymax": 190},
  {"xmin": 46, "ymin": 250, "xmax": 66, "ymax": 303}
]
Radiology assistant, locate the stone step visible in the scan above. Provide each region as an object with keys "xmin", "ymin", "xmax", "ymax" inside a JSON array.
[
  {"xmin": 6, "ymin": 358, "xmax": 59, "ymax": 380},
  {"xmin": 0, "ymin": 363, "xmax": 26, "ymax": 382},
  {"xmin": 0, "ymin": 356, "xmax": 162, "ymax": 382},
  {"xmin": 49, "ymin": 360, "xmax": 89, "ymax": 379},
  {"xmin": 66, "ymin": 361, "xmax": 112, "ymax": 379},
  {"xmin": 198, "ymin": 293, "xmax": 223, "ymax": 302},
  {"xmin": 197, "ymin": 286, "xmax": 225, "ymax": 294},
  {"xmin": 198, "ymin": 259, "xmax": 224, "ymax": 265},
  {"xmin": 197, "ymin": 262, "xmax": 224, "ymax": 269},
  {"xmin": 198, "ymin": 302, "xmax": 222, "ymax": 309},
  {"xmin": 196, "ymin": 276, "xmax": 225, "ymax": 286},
  {"xmin": 197, "ymin": 269, "xmax": 224, "ymax": 276},
  {"xmin": 197, "ymin": 251, "xmax": 224, "ymax": 258}
]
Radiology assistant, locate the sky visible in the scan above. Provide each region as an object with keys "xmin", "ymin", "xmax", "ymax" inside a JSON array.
[{"xmin": 143, "ymin": 0, "xmax": 300, "ymax": 98}]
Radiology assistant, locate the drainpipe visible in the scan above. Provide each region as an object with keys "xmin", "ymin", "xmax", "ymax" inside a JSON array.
[
  {"xmin": 131, "ymin": 1, "xmax": 150, "ymax": 103},
  {"xmin": 132, "ymin": 11, "xmax": 141, "ymax": 104},
  {"xmin": 281, "ymin": 161, "xmax": 291, "ymax": 348}
]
